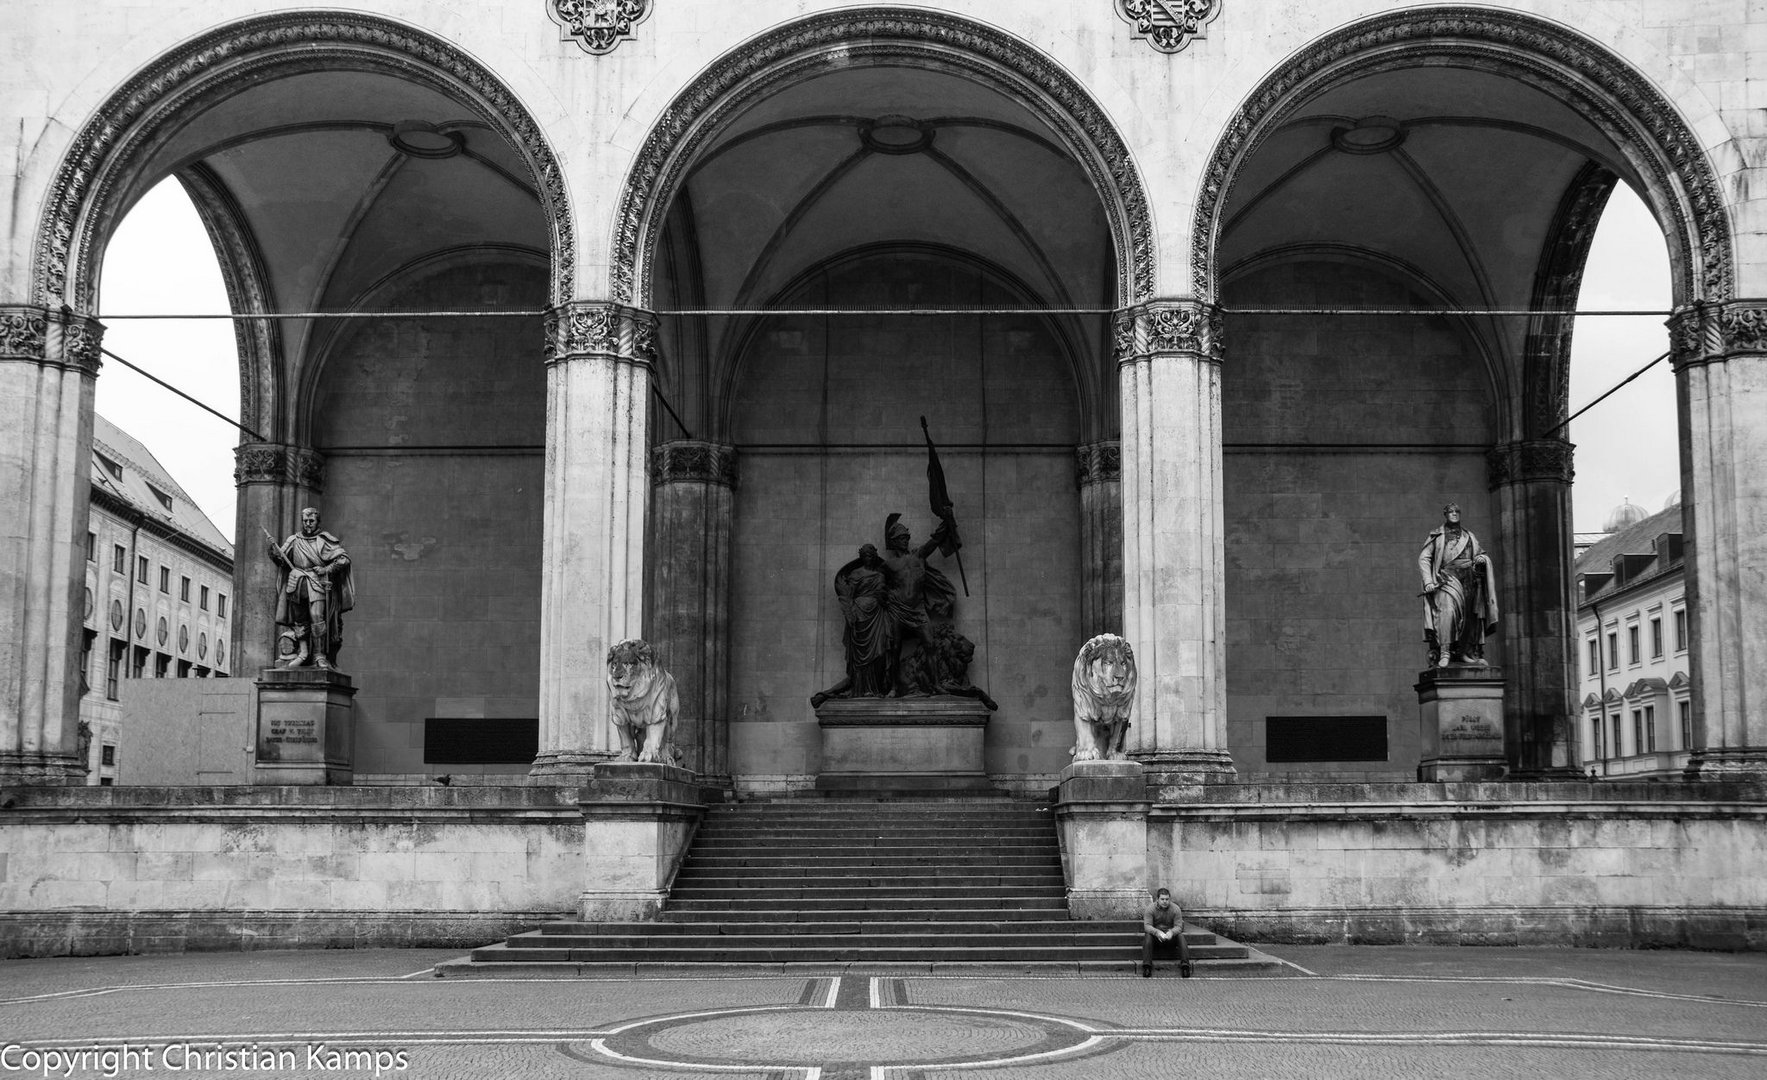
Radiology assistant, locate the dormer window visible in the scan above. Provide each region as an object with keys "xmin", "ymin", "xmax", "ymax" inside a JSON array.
[
  {"xmin": 95, "ymin": 452, "xmax": 123, "ymax": 480},
  {"xmin": 146, "ymin": 484, "xmax": 173, "ymax": 512}
]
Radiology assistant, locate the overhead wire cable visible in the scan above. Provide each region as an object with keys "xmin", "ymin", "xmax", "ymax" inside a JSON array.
[
  {"xmin": 98, "ymin": 346, "xmax": 264, "ymax": 441},
  {"xmin": 91, "ymin": 307, "xmax": 1680, "ymax": 319}
]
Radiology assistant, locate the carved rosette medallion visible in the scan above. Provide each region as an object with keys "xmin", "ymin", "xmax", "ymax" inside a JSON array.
[
  {"xmin": 547, "ymin": 0, "xmax": 653, "ymax": 55},
  {"xmin": 1116, "ymin": 0, "xmax": 1222, "ymax": 54},
  {"xmin": 652, "ymin": 441, "xmax": 738, "ymax": 488},
  {"xmin": 1487, "ymin": 440, "xmax": 1574, "ymax": 488},
  {"xmin": 1113, "ymin": 301, "xmax": 1225, "ymax": 364},
  {"xmin": 1075, "ymin": 442, "xmax": 1122, "ymax": 487},
  {"xmin": 544, "ymin": 302, "xmax": 658, "ymax": 366}
]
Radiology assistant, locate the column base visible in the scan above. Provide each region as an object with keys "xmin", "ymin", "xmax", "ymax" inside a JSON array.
[
  {"xmin": 1140, "ymin": 750, "xmax": 1237, "ymax": 795},
  {"xmin": 0, "ymin": 752, "xmax": 86, "ymax": 785},
  {"xmin": 1684, "ymin": 747, "xmax": 1767, "ymax": 782},
  {"xmin": 529, "ymin": 750, "xmax": 614, "ymax": 785}
]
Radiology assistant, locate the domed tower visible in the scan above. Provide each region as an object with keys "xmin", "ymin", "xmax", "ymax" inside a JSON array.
[{"xmin": 1603, "ymin": 498, "xmax": 1650, "ymax": 534}]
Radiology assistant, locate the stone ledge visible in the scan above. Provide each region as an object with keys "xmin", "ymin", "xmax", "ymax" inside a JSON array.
[
  {"xmin": 1196, "ymin": 904, "xmax": 1767, "ymax": 950},
  {"xmin": 0, "ymin": 909, "xmax": 567, "ymax": 959},
  {"xmin": 1147, "ymin": 780, "xmax": 1767, "ymax": 805}
]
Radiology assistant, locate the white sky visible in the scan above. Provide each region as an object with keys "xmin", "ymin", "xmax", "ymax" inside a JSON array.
[{"xmin": 96, "ymin": 176, "xmax": 1677, "ymax": 545}]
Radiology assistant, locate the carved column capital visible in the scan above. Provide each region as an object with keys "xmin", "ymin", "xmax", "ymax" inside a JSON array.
[
  {"xmin": 234, "ymin": 442, "xmax": 326, "ymax": 491},
  {"xmin": 0, "ymin": 305, "xmax": 103, "ymax": 374},
  {"xmin": 1487, "ymin": 439, "xmax": 1574, "ymax": 488},
  {"xmin": 1115, "ymin": 0, "xmax": 1222, "ymax": 54},
  {"xmin": 652, "ymin": 440, "xmax": 737, "ymax": 488},
  {"xmin": 546, "ymin": 0, "xmax": 653, "ymax": 54},
  {"xmin": 1113, "ymin": 300, "xmax": 1225, "ymax": 365},
  {"xmin": 1075, "ymin": 441, "xmax": 1121, "ymax": 487},
  {"xmin": 1669, "ymin": 300, "xmax": 1767, "ymax": 371},
  {"xmin": 544, "ymin": 302, "xmax": 657, "ymax": 367}
]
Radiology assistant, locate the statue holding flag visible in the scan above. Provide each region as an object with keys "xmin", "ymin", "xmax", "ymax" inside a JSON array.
[{"xmin": 810, "ymin": 418, "xmax": 994, "ymax": 709}]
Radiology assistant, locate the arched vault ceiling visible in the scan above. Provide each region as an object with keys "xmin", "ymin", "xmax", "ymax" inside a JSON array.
[
  {"xmin": 1220, "ymin": 66, "xmax": 1652, "ymax": 378},
  {"xmin": 112, "ymin": 68, "xmax": 548, "ymax": 415}
]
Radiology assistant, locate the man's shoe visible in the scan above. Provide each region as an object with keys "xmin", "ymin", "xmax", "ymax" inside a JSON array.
[
  {"xmin": 1140, "ymin": 963, "xmax": 1152, "ymax": 978},
  {"xmin": 1180, "ymin": 961, "xmax": 1193, "ymax": 979}
]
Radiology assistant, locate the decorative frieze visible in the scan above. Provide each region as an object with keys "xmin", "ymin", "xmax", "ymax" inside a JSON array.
[
  {"xmin": 1075, "ymin": 442, "xmax": 1121, "ymax": 487},
  {"xmin": 234, "ymin": 443, "xmax": 326, "ymax": 491},
  {"xmin": 1486, "ymin": 440, "xmax": 1574, "ymax": 488},
  {"xmin": 544, "ymin": 302, "xmax": 658, "ymax": 366},
  {"xmin": 0, "ymin": 307, "xmax": 47, "ymax": 360},
  {"xmin": 547, "ymin": 0, "xmax": 653, "ymax": 54},
  {"xmin": 1116, "ymin": 0, "xmax": 1222, "ymax": 54},
  {"xmin": 1112, "ymin": 301, "xmax": 1225, "ymax": 364},
  {"xmin": 0, "ymin": 306, "xmax": 103, "ymax": 374},
  {"xmin": 1668, "ymin": 301, "xmax": 1767, "ymax": 370},
  {"xmin": 652, "ymin": 441, "xmax": 737, "ymax": 488}
]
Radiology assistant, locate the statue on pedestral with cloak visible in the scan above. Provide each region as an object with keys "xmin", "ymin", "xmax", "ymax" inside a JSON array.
[{"xmin": 1417, "ymin": 502, "xmax": 1499, "ymax": 667}]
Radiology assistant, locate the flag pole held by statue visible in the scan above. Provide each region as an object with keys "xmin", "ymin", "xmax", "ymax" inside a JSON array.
[{"xmin": 920, "ymin": 415, "xmax": 969, "ymax": 597}]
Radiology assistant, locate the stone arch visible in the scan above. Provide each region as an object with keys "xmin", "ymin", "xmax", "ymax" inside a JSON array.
[
  {"xmin": 1191, "ymin": 5, "xmax": 1731, "ymax": 315},
  {"xmin": 31, "ymin": 10, "xmax": 575, "ymax": 322},
  {"xmin": 611, "ymin": 7, "xmax": 1155, "ymax": 309}
]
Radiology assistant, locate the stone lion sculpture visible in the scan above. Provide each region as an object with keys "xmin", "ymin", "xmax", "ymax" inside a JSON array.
[
  {"xmin": 606, "ymin": 639, "xmax": 680, "ymax": 765},
  {"xmin": 1071, "ymin": 634, "xmax": 1137, "ymax": 762}
]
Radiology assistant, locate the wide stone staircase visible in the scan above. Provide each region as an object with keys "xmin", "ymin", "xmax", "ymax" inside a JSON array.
[{"xmin": 437, "ymin": 798, "xmax": 1264, "ymax": 975}]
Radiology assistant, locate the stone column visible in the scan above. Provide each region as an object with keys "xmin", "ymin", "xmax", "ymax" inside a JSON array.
[
  {"xmin": 1487, "ymin": 439, "xmax": 1580, "ymax": 775},
  {"xmin": 649, "ymin": 440, "xmax": 735, "ymax": 788},
  {"xmin": 1115, "ymin": 301, "xmax": 1234, "ymax": 785},
  {"xmin": 233, "ymin": 443, "xmax": 325, "ymax": 677},
  {"xmin": 532, "ymin": 303, "xmax": 654, "ymax": 779},
  {"xmin": 1076, "ymin": 441, "xmax": 1123, "ymax": 638},
  {"xmin": 1675, "ymin": 303, "xmax": 1767, "ymax": 780},
  {"xmin": 0, "ymin": 306, "xmax": 102, "ymax": 784}
]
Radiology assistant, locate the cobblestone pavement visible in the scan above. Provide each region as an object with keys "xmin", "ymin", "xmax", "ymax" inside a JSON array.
[{"xmin": 1, "ymin": 946, "xmax": 1762, "ymax": 1079}]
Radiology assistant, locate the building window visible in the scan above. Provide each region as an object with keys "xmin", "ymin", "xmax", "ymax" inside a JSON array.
[
  {"xmin": 136, "ymin": 555, "xmax": 149, "ymax": 584},
  {"xmin": 112, "ymin": 544, "xmax": 126, "ymax": 573},
  {"xmin": 87, "ymin": 532, "xmax": 96, "ymax": 562},
  {"xmin": 1644, "ymin": 705, "xmax": 1656, "ymax": 752},
  {"xmin": 98, "ymin": 777, "xmax": 113, "ymax": 787},
  {"xmin": 1627, "ymin": 624, "xmax": 1640, "ymax": 666},
  {"xmin": 1611, "ymin": 714, "xmax": 1624, "ymax": 757},
  {"xmin": 1674, "ymin": 609, "xmax": 1687, "ymax": 652},
  {"xmin": 130, "ymin": 645, "xmax": 148, "ymax": 679},
  {"xmin": 1606, "ymin": 632, "xmax": 1619, "ymax": 671},
  {"xmin": 146, "ymin": 484, "xmax": 173, "ymax": 512},
  {"xmin": 200, "ymin": 586, "xmax": 209, "ymax": 611},
  {"xmin": 158, "ymin": 566, "xmax": 170, "ymax": 593},
  {"xmin": 106, "ymin": 639, "xmax": 124, "ymax": 700},
  {"xmin": 1680, "ymin": 701, "xmax": 1693, "ymax": 749},
  {"xmin": 217, "ymin": 593, "xmax": 227, "ymax": 619},
  {"xmin": 1587, "ymin": 639, "xmax": 1599, "ymax": 679},
  {"xmin": 177, "ymin": 659, "xmax": 191, "ymax": 679},
  {"xmin": 1650, "ymin": 617, "xmax": 1663, "ymax": 659},
  {"xmin": 1591, "ymin": 715, "xmax": 1604, "ymax": 759},
  {"xmin": 1632, "ymin": 709, "xmax": 1644, "ymax": 755},
  {"xmin": 180, "ymin": 576, "xmax": 190, "ymax": 602},
  {"xmin": 80, "ymin": 629, "xmax": 96, "ymax": 696},
  {"xmin": 154, "ymin": 653, "xmax": 170, "ymax": 678},
  {"xmin": 100, "ymin": 744, "xmax": 115, "ymax": 767}
]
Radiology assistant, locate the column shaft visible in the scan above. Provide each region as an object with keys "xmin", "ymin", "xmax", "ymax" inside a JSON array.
[
  {"xmin": 1116, "ymin": 302, "xmax": 1233, "ymax": 783},
  {"xmin": 0, "ymin": 307, "xmax": 102, "ymax": 784},
  {"xmin": 649, "ymin": 441, "xmax": 735, "ymax": 785},
  {"xmin": 533, "ymin": 304, "xmax": 654, "ymax": 778},
  {"xmin": 1677, "ymin": 303, "xmax": 1767, "ymax": 779},
  {"xmin": 1077, "ymin": 441, "xmax": 1123, "ymax": 638}
]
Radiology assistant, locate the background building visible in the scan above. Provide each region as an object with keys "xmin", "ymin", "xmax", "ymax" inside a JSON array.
[
  {"xmin": 1576, "ymin": 498, "xmax": 1690, "ymax": 779},
  {"xmin": 80, "ymin": 415, "xmax": 233, "ymax": 784}
]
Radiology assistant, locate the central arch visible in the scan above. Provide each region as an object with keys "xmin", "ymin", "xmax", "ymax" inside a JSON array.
[{"xmin": 611, "ymin": 7, "xmax": 1155, "ymax": 309}]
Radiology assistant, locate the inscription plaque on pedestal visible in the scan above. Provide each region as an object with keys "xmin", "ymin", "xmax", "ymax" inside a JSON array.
[
  {"xmin": 1416, "ymin": 666, "xmax": 1506, "ymax": 782},
  {"xmin": 254, "ymin": 667, "xmax": 355, "ymax": 784}
]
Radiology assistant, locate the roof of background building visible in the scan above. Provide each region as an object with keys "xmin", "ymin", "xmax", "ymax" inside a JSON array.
[
  {"xmin": 91, "ymin": 414, "xmax": 233, "ymax": 561},
  {"xmin": 1575, "ymin": 501, "xmax": 1682, "ymax": 609}
]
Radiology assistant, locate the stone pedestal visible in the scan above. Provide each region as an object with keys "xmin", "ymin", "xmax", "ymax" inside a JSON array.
[
  {"xmin": 814, "ymin": 697, "xmax": 994, "ymax": 794},
  {"xmin": 1416, "ymin": 666, "xmax": 1507, "ymax": 782},
  {"xmin": 1053, "ymin": 759, "xmax": 1151, "ymax": 919},
  {"xmin": 253, "ymin": 667, "xmax": 355, "ymax": 785},
  {"xmin": 577, "ymin": 761, "xmax": 703, "ymax": 921}
]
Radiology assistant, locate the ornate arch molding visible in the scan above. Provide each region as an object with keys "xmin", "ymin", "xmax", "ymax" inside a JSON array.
[
  {"xmin": 1192, "ymin": 7, "xmax": 1732, "ymax": 306},
  {"xmin": 612, "ymin": 8, "xmax": 1155, "ymax": 308},
  {"xmin": 32, "ymin": 12, "xmax": 575, "ymax": 312}
]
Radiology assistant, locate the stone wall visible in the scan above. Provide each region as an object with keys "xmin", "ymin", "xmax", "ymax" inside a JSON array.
[
  {"xmin": 1150, "ymin": 782, "xmax": 1767, "ymax": 948},
  {"xmin": 0, "ymin": 787, "xmax": 581, "ymax": 957},
  {"xmin": 726, "ymin": 252, "xmax": 1085, "ymax": 792},
  {"xmin": 115, "ymin": 677, "xmax": 254, "ymax": 785},
  {"xmin": 1223, "ymin": 259, "xmax": 1494, "ymax": 779},
  {"xmin": 310, "ymin": 260, "xmax": 546, "ymax": 775}
]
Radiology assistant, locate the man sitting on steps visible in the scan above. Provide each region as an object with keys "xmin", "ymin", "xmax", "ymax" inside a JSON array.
[{"xmin": 1142, "ymin": 887, "xmax": 1192, "ymax": 978}]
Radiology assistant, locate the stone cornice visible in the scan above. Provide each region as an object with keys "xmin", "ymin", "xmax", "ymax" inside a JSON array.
[
  {"xmin": 0, "ymin": 306, "xmax": 104, "ymax": 375},
  {"xmin": 652, "ymin": 441, "xmax": 737, "ymax": 487},
  {"xmin": 1487, "ymin": 439, "xmax": 1574, "ymax": 488},
  {"xmin": 544, "ymin": 302, "xmax": 657, "ymax": 366},
  {"xmin": 234, "ymin": 442, "xmax": 326, "ymax": 491},
  {"xmin": 1075, "ymin": 441, "xmax": 1121, "ymax": 487},
  {"xmin": 1113, "ymin": 301, "xmax": 1224, "ymax": 364}
]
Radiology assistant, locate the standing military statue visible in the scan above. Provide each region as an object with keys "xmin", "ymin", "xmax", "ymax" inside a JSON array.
[
  {"xmin": 264, "ymin": 507, "xmax": 354, "ymax": 670},
  {"xmin": 1417, "ymin": 502, "xmax": 1499, "ymax": 667}
]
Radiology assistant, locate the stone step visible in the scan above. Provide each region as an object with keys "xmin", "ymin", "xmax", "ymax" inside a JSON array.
[
  {"xmin": 466, "ymin": 943, "xmax": 1154, "ymax": 964},
  {"xmin": 687, "ymin": 836, "xmax": 1058, "ymax": 849},
  {"xmin": 664, "ymin": 896, "xmax": 1069, "ymax": 912},
  {"xmin": 500, "ymin": 932, "xmax": 1238, "ymax": 955},
  {"xmin": 685, "ymin": 854, "xmax": 1064, "ymax": 869},
  {"xmin": 434, "ymin": 957, "xmax": 1278, "ymax": 978},
  {"xmin": 532, "ymin": 919, "xmax": 1187, "ymax": 937},
  {"xmin": 668, "ymin": 884, "xmax": 1068, "ymax": 902},
  {"xmin": 671, "ymin": 871, "xmax": 1065, "ymax": 888},
  {"xmin": 693, "ymin": 823, "xmax": 1056, "ymax": 835},
  {"xmin": 657, "ymin": 906, "xmax": 1077, "ymax": 923}
]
